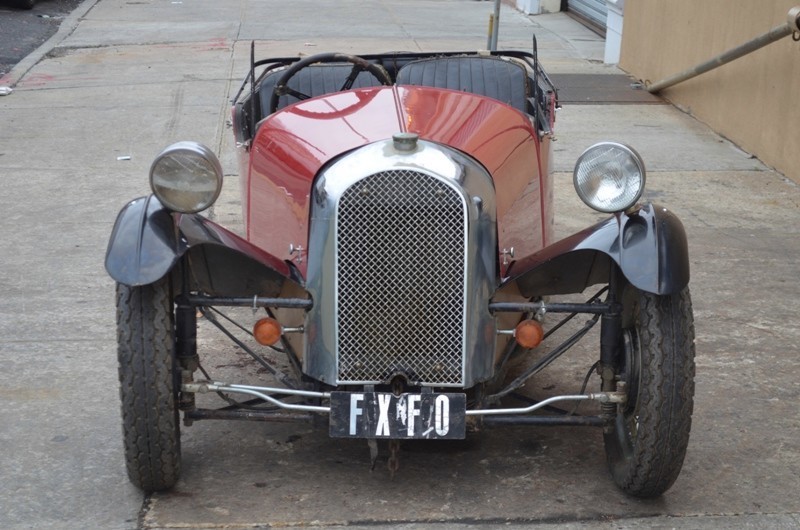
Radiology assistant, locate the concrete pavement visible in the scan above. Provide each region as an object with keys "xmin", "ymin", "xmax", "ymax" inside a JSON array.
[{"xmin": 1, "ymin": 1, "xmax": 799, "ymax": 528}]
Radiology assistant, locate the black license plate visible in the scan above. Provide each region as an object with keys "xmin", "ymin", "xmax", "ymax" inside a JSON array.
[{"xmin": 329, "ymin": 391, "xmax": 466, "ymax": 439}]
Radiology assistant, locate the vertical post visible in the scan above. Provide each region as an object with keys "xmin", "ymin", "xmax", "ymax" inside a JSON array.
[
  {"xmin": 249, "ymin": 40, "xmax": 256, "ymax": 137},
  {"xmin": 491, "ymin": 0, "xmax": 501, "ymax": 50},
  {"xmin": 487, "ymin": 13, "xmax": 494, "ymax": 50}
]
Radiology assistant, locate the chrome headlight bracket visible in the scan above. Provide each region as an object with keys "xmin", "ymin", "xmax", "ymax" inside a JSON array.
[{"xmin": 573, "ymin": 142, "xmax": 645, "ymax": 213}]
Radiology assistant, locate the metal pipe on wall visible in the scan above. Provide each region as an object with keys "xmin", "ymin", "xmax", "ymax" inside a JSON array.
[{"xmin": 647, "ymin": 6, "xmax": 800, "ymax": 93}]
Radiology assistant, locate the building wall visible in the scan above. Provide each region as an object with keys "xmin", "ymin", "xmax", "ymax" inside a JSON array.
[{"xmin": 619, "ymin": 1, "xmax": 800, "ymax": 181}]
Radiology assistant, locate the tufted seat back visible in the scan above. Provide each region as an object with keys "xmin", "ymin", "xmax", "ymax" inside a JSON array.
[{"xmin": 396, "ymin": 56, "xmax": 530, "ymax": 113}]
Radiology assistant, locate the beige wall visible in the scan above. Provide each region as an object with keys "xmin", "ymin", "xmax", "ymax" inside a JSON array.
[{"xmin": 619, "ymin": 1, "xmax": 800, "ymax": 181}]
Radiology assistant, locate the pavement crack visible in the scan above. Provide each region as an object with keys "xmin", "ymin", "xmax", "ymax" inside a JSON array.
[{"xmin": 137, "ymin": 493, "xmax": 153, "ymax": 530}]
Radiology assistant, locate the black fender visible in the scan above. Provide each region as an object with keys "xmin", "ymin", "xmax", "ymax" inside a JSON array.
[
  {"xmin": 105, "ymin": 195, "xmax": 301, "ymax": 296},
  {"xmin": 500, "ymin": 203, "xmax": 689, "ymax": 297}
]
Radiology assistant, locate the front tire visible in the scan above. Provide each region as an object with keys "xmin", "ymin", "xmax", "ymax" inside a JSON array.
[
  {"xmin": 116, "ymin": 277, "xmax": 181, "ymax": 492},
  {"xmin": 604, "ymin": 286, "xmax": 695, "ymax": 498}
]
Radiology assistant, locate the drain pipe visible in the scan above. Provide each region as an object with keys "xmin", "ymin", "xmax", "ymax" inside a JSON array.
[{"xmin": 647, "ymin": 6, "xmax": 800, "ymax": 93}]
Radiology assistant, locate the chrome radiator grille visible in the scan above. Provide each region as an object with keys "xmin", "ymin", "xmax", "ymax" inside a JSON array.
[{"xmin": 336, "ymin": 170, "xmax": 466, "ymax": 385}]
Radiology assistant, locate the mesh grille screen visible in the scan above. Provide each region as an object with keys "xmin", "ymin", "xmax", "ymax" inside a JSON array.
[{"xmin": 336, "ymin": 170, "xmax": 466, "ymax": 385}]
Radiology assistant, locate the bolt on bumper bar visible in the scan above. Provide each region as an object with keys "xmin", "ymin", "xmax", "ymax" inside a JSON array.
[{"xmin": 182, "ymin": 381, "xmax": 626, "ymax": 416}]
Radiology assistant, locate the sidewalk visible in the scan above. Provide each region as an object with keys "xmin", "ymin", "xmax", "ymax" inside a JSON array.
[{"xmin": 1, "ymin": 1, "xmax": 798, "ymax": 529}]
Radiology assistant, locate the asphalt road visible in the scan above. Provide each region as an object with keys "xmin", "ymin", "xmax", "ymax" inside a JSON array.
[{"xmin": 0, "ymin": 0, "xmax": 84, "ymax": 77}]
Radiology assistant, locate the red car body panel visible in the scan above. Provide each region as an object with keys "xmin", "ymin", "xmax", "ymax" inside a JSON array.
[
  {"xmin": 242, "ymin": 85, "xmax": 550, "ymax": 279},
  {"xmin": 398, "ymin": 87, "xmax": 552, "ymax": 266}
]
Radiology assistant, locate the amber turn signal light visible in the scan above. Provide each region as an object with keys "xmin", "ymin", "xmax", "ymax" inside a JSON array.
[
  {"xmin": 253, "ymin": 317, "xmax": 282, "ymax": 346},
  {"xmin": 514, "ymin": 319, "xmax": 544, "ymax": 349}
]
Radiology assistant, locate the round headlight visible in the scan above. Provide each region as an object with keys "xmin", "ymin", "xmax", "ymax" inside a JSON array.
[
  {"xmin": 150, "ymin": 141, "xmax": 223, "ymax": 213},
  {"xmin": 573, "ymin": 142, "xmax": 645, "ymax": 213}
]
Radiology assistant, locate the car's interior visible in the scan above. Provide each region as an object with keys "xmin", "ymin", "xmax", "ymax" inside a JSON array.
[{"xmin": 232, "ymin": 50, "xmax": 557, "ymax": 144}]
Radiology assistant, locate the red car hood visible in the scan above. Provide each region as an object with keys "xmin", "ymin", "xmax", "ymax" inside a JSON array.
[{"xmin": 244, "ymin": 85, "xmax": 547, "ymax": 278}]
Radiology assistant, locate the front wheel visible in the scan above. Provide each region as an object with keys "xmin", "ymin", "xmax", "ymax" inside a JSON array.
[
  {"xmin": 604, "ymin": 286, "xmax": 695, "ymax": 498},
  {"xmin": 116, "ymin": 277, "xmax": 181, "ymax": 492}
]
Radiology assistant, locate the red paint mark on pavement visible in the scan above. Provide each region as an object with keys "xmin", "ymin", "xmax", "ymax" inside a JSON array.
[
  {"xmin": 16, "ymin": 73, "xmax": 57, "ymax": 88},
  {"xmin": 205, "ymin": 37, "xmax": 230, "ymax": 51},
  {"xmin": 154, "ymin": 39, "xmax": 231, "ymax": 52}
]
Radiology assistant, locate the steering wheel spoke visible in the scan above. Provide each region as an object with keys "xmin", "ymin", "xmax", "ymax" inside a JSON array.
[
  {"xmin": 340, "ymin": 64, "xmax": 365, "ymax": 91},
  {"xmin": 268, "ymin": 52, "xmax": 392, "ymax": 114},
  {"xmin": 277, "ymin": 85, "xmax": 312, "ymax": 101}
]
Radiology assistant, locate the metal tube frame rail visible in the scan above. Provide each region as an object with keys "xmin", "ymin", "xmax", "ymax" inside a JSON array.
[
  {"xmin": 181, "ymin": 381, "xmax": 625, "ymax": 420},
  {"xmin": 489, "ymin": 301, "xmax": 612, "ymax": 314},
  {"xmin": 183, "ymin": 295, "xmax": 610, "ymax": 315},
  {"xmin": 647, "ymin": 6, "xmax": 800, "ymax": 93},
  {"xmin": 183, "ymin": 294, "xmax": 313, "ymax": 310}
]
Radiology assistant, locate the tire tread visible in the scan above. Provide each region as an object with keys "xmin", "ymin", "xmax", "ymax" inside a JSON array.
[
  {"xmin": 606, "ymin": 287, "xmax": 695, "ymax": 498},
  {"xmin": 116, "ymin": 278, "xmax": 180, "ymax": 492}
]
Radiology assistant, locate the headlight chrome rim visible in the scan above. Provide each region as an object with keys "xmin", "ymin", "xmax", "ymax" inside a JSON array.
[
  {"xmin": 149, "ymin": 141, "xmax": 223, "ymax": 214},
  {"xmin": 573, "ymin": 142, "xmax": 645, "ymax": 214}
]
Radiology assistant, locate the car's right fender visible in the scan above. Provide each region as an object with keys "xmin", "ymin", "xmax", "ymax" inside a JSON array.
[{"xmin": 105, "ymin": 195, "xmax": 303, "ymax": 298}]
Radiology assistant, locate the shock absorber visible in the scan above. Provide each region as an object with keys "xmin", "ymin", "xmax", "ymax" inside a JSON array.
[
  {"xmin": 599, "ymin": 270, "xmax": 623, "ymax": 432},
  {"xmin": 175, "ymin": 298, "xmax": 199, "ymax": 419}
]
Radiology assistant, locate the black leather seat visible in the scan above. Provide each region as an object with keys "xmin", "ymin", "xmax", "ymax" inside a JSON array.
[
  {"xmin": 258, "ymin": 64, "xmax": 386, "ymax": 114},
  {"xmin": 396, "ymin": 56, "xmax": 530, "ymax": 113}
]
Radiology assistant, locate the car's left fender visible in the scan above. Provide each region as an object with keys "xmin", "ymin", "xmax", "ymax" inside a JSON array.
[{"xmin": 499, "ymin": 203, "xmax": 690, "ymax": 298}]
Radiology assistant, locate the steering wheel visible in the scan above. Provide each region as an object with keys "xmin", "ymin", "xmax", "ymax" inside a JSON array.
[{"xmin": 269, "ymin": 52, "xmax": 392, "ymax": 114}]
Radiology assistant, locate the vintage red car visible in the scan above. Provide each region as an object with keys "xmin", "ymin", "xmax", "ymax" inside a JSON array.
[{"xmin": 106, "ymin": 46, "xmax": 695, "ymax": 498}]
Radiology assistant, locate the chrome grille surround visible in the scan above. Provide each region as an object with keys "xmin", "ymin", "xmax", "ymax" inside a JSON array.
[
  {"xmin": 303, "ymin": 139, "xmax": 498, "ymax": 389},
  {"xmin": 336, "ymin": 170, "xmax": 467, "ymax": 385}
]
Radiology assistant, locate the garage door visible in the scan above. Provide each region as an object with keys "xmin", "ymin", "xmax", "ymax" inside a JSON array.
[{"xmin": 567, "ymin": 0, "xmax": 607, "ymax": 34}]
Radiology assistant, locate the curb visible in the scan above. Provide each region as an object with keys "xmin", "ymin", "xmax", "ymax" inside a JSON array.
[{"xmin": 0, "ymin": 0, "xmax": 100, "ymax": 88}]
